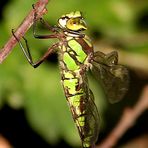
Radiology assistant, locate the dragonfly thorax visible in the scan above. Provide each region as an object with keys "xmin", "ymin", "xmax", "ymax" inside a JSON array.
[{"xmin": 58, "ymin": 11, "xmax": 87, "ymax": 35}]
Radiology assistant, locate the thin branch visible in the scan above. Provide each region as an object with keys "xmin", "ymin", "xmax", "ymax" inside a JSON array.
[
  {"xmin": 97, "ymin": 85, "xmax": 148, "ymax": 148},
  {"xmin": 0, "ymin": 0, "xmax": 49, "ymax": 63}
]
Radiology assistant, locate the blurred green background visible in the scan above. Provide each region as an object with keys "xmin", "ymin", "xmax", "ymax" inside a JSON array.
[{"xmin": 0, "ymin": 0, "xmax": 148, "ymax": 148}]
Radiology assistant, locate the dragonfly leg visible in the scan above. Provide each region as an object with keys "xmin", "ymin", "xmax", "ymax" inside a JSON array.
[
  {"xmin": 12, "ymin": 29, "xmax": 58, "ymax": 68},
  {"xmin": 31, "ymin": 43, "xmax": 59, "ymax": 68},
  {"xmin": 32, "ymin": 5, "xmax": 59, "ymax": 39}
]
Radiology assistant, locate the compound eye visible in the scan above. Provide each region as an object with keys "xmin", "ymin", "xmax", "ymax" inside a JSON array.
[
  {"xmin": 72, "ymin": 19, "xmax": 79, "ymax": 25},
  {"xmin": 66, "ymin": 18, "xmax": 81, "ymax": 30},
  {"xmin": 69, "ymin": 18, "xmax": 79, "ymax": 25},
  {"xmin": 66, "ymin": 17, "xmax": 87, "ymax": 31}
]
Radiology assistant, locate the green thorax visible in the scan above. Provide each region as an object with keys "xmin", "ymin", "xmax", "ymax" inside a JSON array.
[{"xmin": 59, "ymin": 35, "xmax": 93, "ymax": 72}]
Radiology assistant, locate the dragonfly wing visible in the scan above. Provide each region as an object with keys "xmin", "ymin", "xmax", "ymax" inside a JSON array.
[{"xmin": 91, "ymin": 51, "xmax": 129, "ymax": 103}]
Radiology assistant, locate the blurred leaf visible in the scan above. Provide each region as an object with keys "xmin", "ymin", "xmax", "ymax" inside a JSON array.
[{"xmin": 21, "ymin": 64, "xmax": 79, "ymax": 145}]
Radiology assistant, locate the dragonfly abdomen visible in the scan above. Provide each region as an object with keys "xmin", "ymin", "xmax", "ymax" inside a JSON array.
[
  {"xmin": 59, "ymin": 36, "xmax": 99, "ymax": 147},
  {"xmin": 61, "ymin": 71, "xmax": 96, "ymax": 148}
]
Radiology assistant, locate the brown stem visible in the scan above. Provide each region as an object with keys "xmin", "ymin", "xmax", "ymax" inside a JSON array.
[
  {"xmin": 0, "ymin": 135, "xmax": 12, "ymax": 148},
  {"xmin": 0, "ymin": 0, "xmax": 49, "ymax": 63},
  {"xmin": 97, "ymin": 85, "xmax": 148, "ymax": 148}
]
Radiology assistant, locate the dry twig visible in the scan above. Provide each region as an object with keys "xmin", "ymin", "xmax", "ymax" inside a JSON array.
[
  {"xmin": 0, "ymin": 0, "xmax": 49, "ymax": 63},
  {"xmin": 97, "ymin": 85, "xmax": 148, "ymax": 148}
]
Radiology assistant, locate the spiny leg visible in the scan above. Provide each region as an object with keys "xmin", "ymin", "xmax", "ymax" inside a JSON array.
[{"xmin": 12, "ymin": 29, "xmax": 59, "ymax": 68}]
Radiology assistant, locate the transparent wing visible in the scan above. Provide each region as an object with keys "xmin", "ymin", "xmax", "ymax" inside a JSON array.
[{"xmin": 91, "ymin": 51, "xmax": 129, "ymax": 103}]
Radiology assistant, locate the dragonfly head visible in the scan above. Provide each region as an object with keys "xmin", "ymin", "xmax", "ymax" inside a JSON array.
[{"xmin": 58, "ymin": 11, "xmax": 87, "ymax": 33}]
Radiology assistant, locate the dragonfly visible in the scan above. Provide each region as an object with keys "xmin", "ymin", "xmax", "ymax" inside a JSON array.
[{"xmin": 12, "ymin": 7, "xmax": 129, "ymax": 148}]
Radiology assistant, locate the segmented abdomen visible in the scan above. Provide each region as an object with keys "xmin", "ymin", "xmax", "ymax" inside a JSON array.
[{"xmin": 59, "ymin": 36, "xmax": 99, "ymax": 148}]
